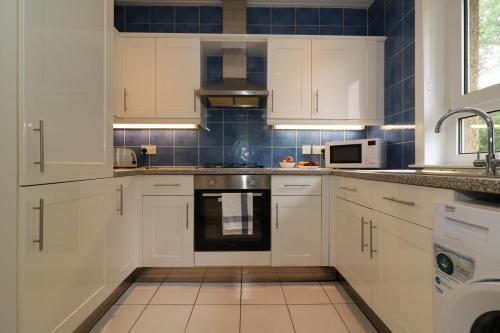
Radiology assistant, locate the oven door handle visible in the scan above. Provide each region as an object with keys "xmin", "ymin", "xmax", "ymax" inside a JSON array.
[{"xmin": 202, "ymin": 193, "xmax": 263, "ymax": 197}]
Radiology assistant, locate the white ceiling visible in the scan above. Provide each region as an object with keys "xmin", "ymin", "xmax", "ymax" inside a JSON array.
[{"xmin": 115, "ymin": 0, "xmax": 375, "ymax": 9}]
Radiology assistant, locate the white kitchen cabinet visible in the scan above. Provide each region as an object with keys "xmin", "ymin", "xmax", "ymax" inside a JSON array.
[
  {"xmin": 18, "ymin": 179, "xmax": 109, "ymax": 333},
  {"xmin": 271, "ymin": 195, "xmax": 322, "ymax": 266},
  {"xmin": 121, "ymin": 37, "xmax": 156, "ymax": 118},
  {"xmin": 267, "ymin": 38, "xmax": 312, "ymax": 120},
  {"xmin": 19, "ymin": 0, "xmax": 113, "ymax": 186},
  {"xmin": 312, "ymin": 39, "xmax": 383, "ymax": 121},
  {"xmin": 143, "ymin": 196, "xmax": 194, "ymax": 267},
  {"xmin": 156, "ymin": 38, "xmax": 200, "ymax": 119}
]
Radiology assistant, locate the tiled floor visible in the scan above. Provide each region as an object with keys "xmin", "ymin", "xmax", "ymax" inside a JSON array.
[{"xmin": 90, "ymin": 280, "xmax": 378, "ymax": 333}]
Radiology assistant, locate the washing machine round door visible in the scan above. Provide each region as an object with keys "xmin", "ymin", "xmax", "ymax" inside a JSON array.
[{"xmin": 444, "ymin": 282, "xmax": 500, "ymax": 333}]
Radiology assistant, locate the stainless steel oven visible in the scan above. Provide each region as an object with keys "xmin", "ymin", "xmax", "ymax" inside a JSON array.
[{"xmin": 194, "ymin": 175, "xmax": 271, "ymax": 252}]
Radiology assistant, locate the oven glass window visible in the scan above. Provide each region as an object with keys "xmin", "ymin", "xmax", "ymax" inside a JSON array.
[{"xmin": 330, "ymin": 144, "xmax": 363, "ymax": 163}]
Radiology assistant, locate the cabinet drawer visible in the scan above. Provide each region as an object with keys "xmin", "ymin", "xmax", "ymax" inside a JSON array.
[
  {"xmin": 373, "ymin": 182, "xmax": 454, "ymax": 229},
  {"xmin": 334, "ymin": 177, "xmax": 374, "ymax": 207},
  {"xmin": 142, "ymin": 175, "xmax": 194, "ymax": 196},
  {"xmin": 272, "ymin": 176, "xmax": 321, "ymax": 196}
]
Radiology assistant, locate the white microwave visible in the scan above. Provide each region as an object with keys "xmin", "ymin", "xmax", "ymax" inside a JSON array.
[{"xmin": 325, "ymin": 139, "xmax": 387, "ymax": 169}]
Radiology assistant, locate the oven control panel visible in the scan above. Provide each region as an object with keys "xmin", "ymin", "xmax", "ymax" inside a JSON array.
[{"xmin": 194, "ymin": 175, "xmax": 271, "ymax": 190}]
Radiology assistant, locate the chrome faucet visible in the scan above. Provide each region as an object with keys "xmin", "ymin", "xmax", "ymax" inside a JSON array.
[{"xmin": 435, "ymin": 107, "xmax": 498, "ymax": 176}]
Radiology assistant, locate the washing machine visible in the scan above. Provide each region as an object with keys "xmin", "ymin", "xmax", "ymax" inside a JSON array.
[{"xmin": 434, "ymin": 201, "xmax": 500, "ymax": 333}]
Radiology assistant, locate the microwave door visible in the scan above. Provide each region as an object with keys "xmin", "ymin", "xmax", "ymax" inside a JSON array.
[{"xmin": 330, "ymin": 143, "xmax": 363, "ymax": 167}]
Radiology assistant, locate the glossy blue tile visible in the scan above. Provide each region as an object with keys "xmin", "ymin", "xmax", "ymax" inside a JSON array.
[
  {"xmin": 345, "ymin": 130, "xmax": 368, "ymax": 140},
  {"xmin": 175, "ymin": 6, "xmax": 199, "ymax": 23},
  {"xmin": 247, "ymin": 110, "xmax": 267, "ymax": 123},
  {"xmin": 402, "ymin": 76, "xmax": 415, "ymax": 111},
  {"xmin": 369, "ymin": 12, "xmax": 385, "ymax": 36},
  {"xmin": 344, "ymin": 26, "xmax": 367, "ymax": 36},
  {"xmin": 206, "ymin": 72, "xmax": 222, "ymax": 84},
  {"xmin": 200, "ymin": 147, "xmax": 223, "ymax": 165},
  {"xmin": 151, "ymin": 24, "xmax": 174, "ymax": 33},
  {"xmin": 388, "ymin": 52, "xmax": 403, "ymax": 86},
  {"xmin": 386, "ymin": 20, "xmax": 403, "ymax": 58},
  {"xmin": 149, "ymin": 147, "xmax": 174, "ymax": 166},
  {"xmin": 246, "ymin": 25, "xmax": 272, "ymax": 34},
  {"xmin": 368, "ymin": 0, "xmax": 384, "ymax": 24},
  {"xmin": 224, "ymin": 123, "xmax": 248, "ymax": 147},
  {"xmin": 125, "ymin": 23, "xmax": 150, "ymax": 32},
  {"xmin": 114, "ymin": 129, "xmax": 124, "ymax": 146},
  {"xmin": 296, "ymin": 26, "xmax": 319, "ymax": 35},
  {"xmin": 248, "ymin": 123, "xmax": 272, "ymax": 147},
  {"xmin": 320, "ymin": 25, "xmax": 343, "ymax": 35},
  {"xmin": 272, "ymin": 26, "xmax": 295, "ymax": 35},
  {"xmin": 224, "ymin": 110, "xmax": 247, "ymax": 123},
  {"xmin": 224, "ymin": 146, "xmax": 249, "ymax": 164},
  {"xmin": 200, "ymin": 6, "xmax": 222, "ymax": 24},
  {"xmin": 247, "ymin": 57, "xmax": 266, "ymax": 73},
  {"xmin": 272, "ymin": 148, "xmax": 296, "ymax": 167},
  {"xmin": 272, "ymin": 8, "xmax": 295, "ymax": 25},
  {"xmin": 320, "ymin": 8, "xmax": 343, "ymax": 26},
  {"xmin": 384, "ymin": 114, "xmax": 403, "ymax": 144},
  {"xmin": 175, "ymin": 147, "xmax": 198, "ymax": 166},
  {"xmin": 403, "ymin": 0, "xmax": 415, "ymax": 15},
  {"xmin": 384, "ymin": 88, "xmax": 391, "ymax": 116},
  {"xmin": 125, "ymin": 129, "xmax": 148, "ymax": 146},
  {"xmin": 403, "ymin": 42, "xmax": 415, "ymax": 78},
  {"xmin": 388, "ymin": 82, "xmax": 403, "ymax": 116},
  {"xmin": 200, "ymin": 24, "xmax": 222, "ymax": 33},
  {"xmin": 247, "ymin": 73, "xmax": 266, "ymax": 87},
  {"xmin": 150, "ymin": 6, "xmax": 174, "ymax": 23},
  {"xmin": 175, "ymin": 129, "xmax": 198, "ymax": 146},
  {"xmin": 199, "ymin": 123, "xmax": 223, "ymax": 147},
  {"xmin": 367, "ymin": 126, "xmax": 384, "ymax": 139},
  {"xmin": 247, "ymin": 7, "xmax": 271, "ymax": 25},
  {"xmin": 273, "ymin": 130, "xmax": 297, "ymax": 147},
  {"xmin": 126, "ymin": 6, "xmax": 150, "ymax": 23},
  {"xmin": 150, "ymin": 130, "xmax": 174, "ymax": 146},
  {"xmin": 114, "ymin": 6, "xmax": 125, "ymax": 31},
  {"xmin": 321, "ymin": 130, "xmax": 344, "ymax": 144},
  {"xmin": 296, "ymin": 8, "xmax": 319, "ymax": 25},
  {"xmin": 403, "ymin": 142, "xmax": 415, "ymax": 168},
  {"xmin": 385, "ymin": 0, "xmax": 403, "ymax": 31},
  {"xmin": 344, "ymin": 9, "xmax": 367, "ymax": 27},
  {"xmin": 297, "ymin": 131, "xmax": 320, "ymax": 146},
  {"xmin": 403, "ymin": 10, "xmax": 415, "ymax": 47},
  {"xmin": 248, "ymin": 147, "xmax": 272, "ymax": 167},
  {"xmin": 205, "ymin": 109, "xmax": 224, "ymax": 122},
  {"xmin": 175, "ymin": 24, "xmax": 199, "ymax": 33},
  {"xmin": 387, "ymin": 143, "xmax": 403, "ymax": 169},
  {"xmin": 207, "ymin": 56, "xmax": 223, "ymax": 73},
  {"xmin": 403, "ymin": 109, "xmax": 415, "ymax": 142}
]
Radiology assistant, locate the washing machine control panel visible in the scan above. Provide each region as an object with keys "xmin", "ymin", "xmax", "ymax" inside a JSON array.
[{"xmin": 433, "ymin": 243, "xmax": 475, "ymax": 295}]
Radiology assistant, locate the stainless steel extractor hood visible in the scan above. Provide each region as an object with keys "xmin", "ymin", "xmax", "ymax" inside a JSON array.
[{"xmin": 196, "ymin": 0, "xmax": 268, "ymax": 109}]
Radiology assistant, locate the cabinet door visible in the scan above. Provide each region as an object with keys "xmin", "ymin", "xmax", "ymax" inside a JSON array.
[
  {"xmin": 19, "ymin": 0, "xmax": 113, "ymax": 186},
  {"xmin": 18, "ymin": 180, "xmax": 109, "ymax": 333},
  {"xmin": 268, "ymin": 39, "xmax": 312, "ymax": 119},
  {"xmin": 312, "ymin": 39, "xmax": 381, "ymax": 120},
  {"xmin": 122, "ymin": 38, "xmax": 156, "ymax": 118},
  {"xmin": 156, "ymin": 38, "xmax": 200, "ymax": 119},
  {"xmin": 372, "ymin": 212, "xmax": 434, "ymax": 333},
  {"xmin": 143, "ymin": 196, "xmax": 194, "ymax": 267},
  {"xmin": 335, "ymin": 197, "xmax": 374, "ymax": 305},
  {"xmin": 272, "ymin": 196, "xmax": 321, "ymax": 266}
]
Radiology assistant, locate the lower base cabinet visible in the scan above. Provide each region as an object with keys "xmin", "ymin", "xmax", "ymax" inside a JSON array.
[{"xmin": 142, "ymin": 195, "xmax": 194, "ymax": 267}]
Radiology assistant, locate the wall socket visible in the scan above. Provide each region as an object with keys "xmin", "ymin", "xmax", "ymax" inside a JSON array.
[
  {"xmin": 312, "ymin": 145, "xmax": 325, "ymax": 154},
  {"xmin": 302, "ymin": 145, "xmax": 312, "ymax": 154},
  {"xmin": 141, "ymin": 145, "xmax": 157, "ymax": 155}
]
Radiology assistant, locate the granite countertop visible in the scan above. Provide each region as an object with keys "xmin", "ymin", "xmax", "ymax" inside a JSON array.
[{"xmin": 113, "ymin": 167, "xmax": 334, "ymax": 177}]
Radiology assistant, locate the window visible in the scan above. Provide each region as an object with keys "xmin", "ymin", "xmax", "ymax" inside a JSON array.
[
  {"xmin": 464, "ymin": 0, "xmax": 500, "ymax": 93},
  {"xmin": 459, "ymin": 110, "xmax": 500, "ymax": 154}
]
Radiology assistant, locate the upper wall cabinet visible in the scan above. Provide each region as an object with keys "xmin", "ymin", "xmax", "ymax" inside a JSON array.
[
  {"xmin": 312, "ymin": 39, "xmax": 383, "ymax": 121},
  {"xmin": 19, "ymin": 0, "xmax": 113, "ymax": 186},
  {"xmin": 267, "ymin": 39, "xmax": 312, "ymax": 120}
]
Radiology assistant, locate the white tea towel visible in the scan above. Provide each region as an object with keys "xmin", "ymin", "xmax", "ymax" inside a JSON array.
[{"xmin": 221, "ymin": 193, "xmax": 253, "ymax": 236}]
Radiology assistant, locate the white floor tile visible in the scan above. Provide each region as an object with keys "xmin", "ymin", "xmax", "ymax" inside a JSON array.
[
  {"xmin": 185, "ymin": 305, "xmax": 240, "ymax": 333},
  {"xmin": 90, "ymin": 305, "xmax": 145, "ymax": 333},
  {"xmin": 321, "ymin": 282, "xmax": 354, "ymax": 304},
  {"xmin": 241, "ymin": 283, "xmax": 286, "ymax": 305},
  {"xmin": 241, "ymin": 305, "xmax": 294, "ymax": 333},
  {"xmin": 149, "ymin": 282, "xmax": 201, "ymax": 305},
  {"xmin": 282, "ymin": 282, "xmax": 331, "ymax": 304},
  {"xmin": 196, "ymin": 283, "xmax": 241, "ymax": 305},
  {"xmin": 116, "ymin": 282, "xmax": 160, "ymax": 305},
  {"xmin": 334, "ymin": 303, "xmax": 378, "ymax": 333},
  {"xmin": 289, "ymin": 304, "xmax": 350, "ymax": 333},
  {"xmin": 129, "ymin": 305, "xmax": 192, "ymax": 333}
]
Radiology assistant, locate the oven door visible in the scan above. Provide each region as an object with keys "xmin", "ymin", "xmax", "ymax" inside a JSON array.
[{"xmin": 194, "ymin": 189, "xmax": 271, "ymax": 251}]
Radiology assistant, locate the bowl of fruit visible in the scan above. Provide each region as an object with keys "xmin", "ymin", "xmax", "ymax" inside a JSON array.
[
  {"xmin": 279, "ymin": 156, "xmax": 296, "ymax": 168},
  {"xmin": 297, "ymin": 160, "xmax": 320, "ymax": 169}
]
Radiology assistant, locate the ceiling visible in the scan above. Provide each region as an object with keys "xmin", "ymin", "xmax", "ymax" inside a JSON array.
[{"xmin": 115, "ymin": 0, "xmax": 375, "ymax": 9}]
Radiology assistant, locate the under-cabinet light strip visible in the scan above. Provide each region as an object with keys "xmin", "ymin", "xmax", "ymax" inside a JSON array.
[
  {"xmin": 272, "ymin": 124, "xmax": 365, "ymax": 130},
  {"xmin": 113, "ymin": 123, "xmax": 198, "ymax": 129}
]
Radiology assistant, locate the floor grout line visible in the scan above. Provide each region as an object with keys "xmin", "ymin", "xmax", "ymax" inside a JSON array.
[
  {"xmin": 320, "ymin": 283, "xmax": 353, "ymax": 333},
  {"xmin": 127, "ymin": 283, "xmax": 161, "ymax": 333},
  {"xmin": 183, "ymin": 281, "xmax": 203, "ymax": 333},
  {"xmin": 280, "ymin": 281, "xmax": 297, "ymax": 333}
]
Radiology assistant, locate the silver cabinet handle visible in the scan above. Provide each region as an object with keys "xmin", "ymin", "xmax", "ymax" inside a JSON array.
[
  {"xmin": 33, "ymin": 120, "xmax": 45, "ymax": 173},
  {"xmin": 124, "ymin": 88, "xmax": 128, "ymax": 112},
  {"xmin": 271, "ymin": 89, "xmax": 274, "ymax": 112},
  {"xmin": 361, "ymin": 217, "xmax": 368, "ymax": 252},
  {"xmin": 275, "ymin": 202, "xmax": 279, "ymax": 229},
  {"xmin": 186, "ymin": 202, "xmax": 189, "ymax": 230},
  {"xmin": 382, "ymin": 196, "xmax": 415, "ymax": 206},
  {"xmin": 33, "ymin": 199, "xmax": 44, "ymax": 251},
  {"xmin": 315, "ymin": 90, "xmax": 319, "ymax": 112},
  {"xmin": 370, "ymin": 220, "xmax": 377, "ymax": 259},
  {"xmin": 284, "ymin": 184, "xmax": 311, "ymax": 187},
  {"xmin": 193, "ymin": 89, "xmax": 197, "ymax": 113},
  {"xmin": 340, "ymin": 186, "xmax": 357, "ymax": 192},
  {"xmin": 117, "ymin": 184, "xmax": 123, "ymax": 216},
  {"xmin": 153, "ymin": 184, "xmax": 181, "ymax": 187}
]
